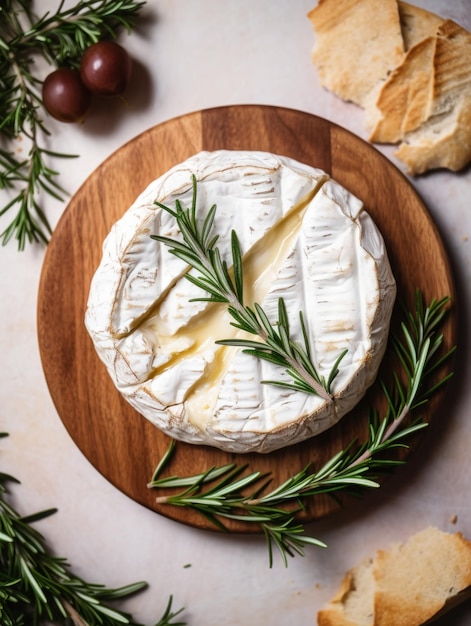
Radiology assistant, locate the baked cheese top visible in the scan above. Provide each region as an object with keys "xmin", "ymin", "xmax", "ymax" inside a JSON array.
[{"xmin": 85, "ymin": 150, "xmax": 396, "ymax": 453}]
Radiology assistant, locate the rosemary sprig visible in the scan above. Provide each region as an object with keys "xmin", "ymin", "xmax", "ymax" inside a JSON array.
[
  {"xmin": 151, "ymin": 175, "xmax": 345, "ymax": 401},
  {"xmin": 149, "ymin": 293, "xmax": 454, "ymax": 567},
  {"xmin": 0, "ymin": 433, "xmax": 185, "ymax": 625},
  {"xmin": 0, "ymin": 0, "xmax": 145, "ymax": 250}
]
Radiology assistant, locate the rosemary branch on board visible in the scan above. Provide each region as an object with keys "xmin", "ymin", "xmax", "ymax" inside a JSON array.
[
  {"xmin": 0, "ymin": 0, "xmax": 145, "ymax": 250},
  {"xmin": 148, "ymin": 293, "xmax": 454, "ymax": 567},
  {"xmin": 151, "ymin": 174, "xmax": 346, "ymax": 401},
  {"xmin": 0, "ymin": 433, "xmax": 185, "ymax": 626}
]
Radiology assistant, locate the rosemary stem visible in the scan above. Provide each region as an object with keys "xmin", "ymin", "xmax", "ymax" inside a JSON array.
[
  {"xmin": 226, "ymin": 283, "xmax": 331, "ymax": 400},
  {"xmin": 20, "ymin": 13, "xmax": 91, "ymax": 47},
  {"xmin": 9, "ymin": 53, "xmax": 26, "ymax": 97},
  {"xmin": 149, "ymin": 293, "xmax": 453, "ymax": 566},
  {"xmin": 381, "ymin": 403, "xmax": 411, "ymax": 445},
  {"xmin": 62, "ymin": 599, "xmax": 90, "ymax": 626},
  {"xmin": 193, "ymin": 227, "xmax": 332, "ymax": 401},
  {"xmin": 155, "ymin": 496, "xmax": 170, "ymax": 504},
  {"xmin": 1, "ymin": 0, "xmax": 145, "ymax": 250},
  {"xmin": 349, "ymin": 403, "xmax": 411, "ymax": 470},
  {"xmin": 20, "ymin": 19, "xmax": 64, "ymax": 45},
  {"xmin": 281, "ymin": 349, "xmax": 332, "ymax": 401}
]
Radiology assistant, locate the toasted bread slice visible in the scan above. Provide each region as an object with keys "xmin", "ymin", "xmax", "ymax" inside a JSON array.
[
  {"xmin": 307, "ymin": 0, "xmax": 404, "ymax": 106},
  {"xmin": 366, "ymin": 2, "xmax": 444, "ymax": 143},
  {"xmin": 367, "ymin": 35, "xmax": 437, "ymax": 143},
  {"xmin": 398, "ymin": 1, "xmax": 444, "ymax": 50},
  {"xmin": 396, "ymin": 19, "xmax": 471, "ymax": 174},
  {"xmin": 308, "ymin": 1, "xmax": 471, "ymax": 174},
  {"xmin": 317, "ymin": 527, "xmax": 471, "ymax": 626},
  {"xmin": 395, "ymin": 94, "xmax": 471, "ymax": 174},
  {"xmin": 318, "ymin": 558, "xmax": 375, "ymax": 626}
]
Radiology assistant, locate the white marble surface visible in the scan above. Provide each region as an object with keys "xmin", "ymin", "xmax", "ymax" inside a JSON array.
[{"xmin": 1, "ymin": 1, "xmax": 470, "ymax": 624}]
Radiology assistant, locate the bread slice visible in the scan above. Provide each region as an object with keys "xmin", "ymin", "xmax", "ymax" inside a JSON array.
[
  {"xmin": 318, "ymin": 558, "xmax": 375, "ymax": 626},
  {"xmin": 366, "ymin": 35, "xmax": 437, "ymax": 143},
  {"xmin": 398, "ymin": 1, "xmax": 444, "ymax": 51},
  {"xmin": 396, "ymin": 93, "xmax": 471, "ymax": 174},
  {"xmin": 317, "ymin": 527, "xmax": 471, "ymax": 626},
  {"xmin": 395, "ymin": 19, "xmax": 471, "ymax": 174},
  {"xmin": 307, "ymin": 1, "xmax": 471, "ymax": 174},
  {"xmin": 366, "ymin": 2, "xmax": 444, "ymax": 143},
  {"xmin": 307, "ymin": 0, "xmax": 404, "ymax": 106}
]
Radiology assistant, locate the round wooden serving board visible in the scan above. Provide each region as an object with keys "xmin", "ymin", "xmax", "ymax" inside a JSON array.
[{"xmin": 38, "ymin": 105, "xmax": 456, "ymax": 533}]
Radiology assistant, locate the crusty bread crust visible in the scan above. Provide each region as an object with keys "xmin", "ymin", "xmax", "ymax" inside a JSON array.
[{"xmin": 317, "ymin": 527, "xmax": 471, "ymax": 626}]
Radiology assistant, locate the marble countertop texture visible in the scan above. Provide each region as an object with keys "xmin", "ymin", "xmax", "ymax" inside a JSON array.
[{"xmin": 1, "ymin": 1, "xmax": 470, "ymax": 624}]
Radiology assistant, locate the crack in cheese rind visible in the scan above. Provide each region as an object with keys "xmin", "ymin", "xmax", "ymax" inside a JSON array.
[
  {"xmin": 206, "ymin": 180, "xmax": 396, "ymax": 452},
  {"xmin": 121, "ymin": 180, "xmax": 324, "ymax": 426},
  {"xmin": 85, "ymin": 150, "xmax": 396, "ymax": 454},
  {"xmin": 87, "ymin": 152, "xmax": 328, "ymax": 390},
  {"xmin": 170, "ymin": 187, "xmax": 324, "ymax": 429}
]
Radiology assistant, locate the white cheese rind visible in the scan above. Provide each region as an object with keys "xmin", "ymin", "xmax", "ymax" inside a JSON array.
[{"xmin": 85, "ymin": 150, "xmax": 396, "ymax": 453}]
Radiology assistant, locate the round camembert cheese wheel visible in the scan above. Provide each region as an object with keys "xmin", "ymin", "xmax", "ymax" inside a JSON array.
[{"xmin": 85, "ymin": 151, "xmax": 396, "ymax": 453}]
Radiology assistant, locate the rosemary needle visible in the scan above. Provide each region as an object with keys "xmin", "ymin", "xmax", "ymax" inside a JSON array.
[
  {"xmin": 151, "ymin": 174, "xmax": 346, "ymax": 401},
  {"xmin": 0, "ymin": 433, "xmax": 186, "ymax": 625},
  {"xmin": 149, "ymin": 292, "xmax": 454, "ymax": 567},
  {"xmin": 0, "ymin": 0, "xmax": 146, "ymax": 250}
]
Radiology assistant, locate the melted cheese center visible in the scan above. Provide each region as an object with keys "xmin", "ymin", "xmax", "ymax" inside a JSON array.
[{"xmin": 138, "ymin": 188, "xmax": 318, "ymax": 428}]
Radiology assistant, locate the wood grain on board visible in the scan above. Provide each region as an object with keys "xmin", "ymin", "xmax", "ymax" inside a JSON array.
[{"xmin": 37, "ymin": 105, "xmax": 456, "ymax": 532}]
